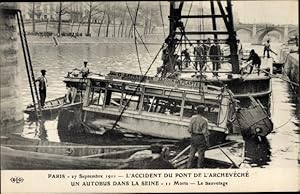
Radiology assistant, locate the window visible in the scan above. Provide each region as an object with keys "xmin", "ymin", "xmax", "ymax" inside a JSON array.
[
  {"xmin": 142, "ymin": 95, "xmax": 182, "ymax": 116},
  {"xmin": 182, "ymin": 101, "xmax": 219, "ymax": 124}
]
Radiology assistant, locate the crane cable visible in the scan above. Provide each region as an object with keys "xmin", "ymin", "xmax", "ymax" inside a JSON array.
[
  {"xmin": 126, "ymin": 1, "xmax": 142, "ymax": 74},
  {"xmin": 159, "ymin": 1, "xmax": 166, "ymax": 38},
  {"xmin": 110, "ymin": 43, "xmax": 166, "ymax": 131},
  {"xmin": 184, "ymin": 1, "xmax": 193, "ymax": 28},
  {"xmin": 125, "ymin": 2, "xmax": 151, "ymax": 56}
]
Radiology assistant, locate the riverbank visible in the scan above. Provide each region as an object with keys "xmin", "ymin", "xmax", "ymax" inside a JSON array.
[{"xmin": 26, "ymin": 35, "xmax": 164, "ymax": 45}]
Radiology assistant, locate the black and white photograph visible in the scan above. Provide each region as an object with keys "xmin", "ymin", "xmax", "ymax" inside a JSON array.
[{"xmin": 1, "ymin": 0, "xmax": 299, "ymax": 192}]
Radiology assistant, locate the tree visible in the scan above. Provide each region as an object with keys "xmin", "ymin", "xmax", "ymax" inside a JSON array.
[
  {"xmin": 56, "ymin": 1, "xmax": 70, "ymax": 35},
  {"xmin": 97, "ymin": 12, "xmax": 106, "ymax": 37},
  {"xmin": 84, "ymin": 2, "xmax": 103, "ymax": 36},
  {"xmin": 32, "ymin": 2, "xmax": 35, "ymax": 32},
  {"xmin": 26, "ymin": 2, "xmax": 42, "ymax": 33}
]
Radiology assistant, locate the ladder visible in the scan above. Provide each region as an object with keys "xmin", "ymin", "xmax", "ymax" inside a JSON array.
[{"xmin": 16, "ymin": 10, "xmax": 43, "ymax": 119}]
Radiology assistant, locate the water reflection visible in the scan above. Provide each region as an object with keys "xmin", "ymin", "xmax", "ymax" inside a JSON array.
[
  {"xmin": 35, "ymin": 120, "xmax": 48, "ymax": 141},
  {"xmin": 244, "ymin": 137, "xmax": 271, "ymax": 167}
]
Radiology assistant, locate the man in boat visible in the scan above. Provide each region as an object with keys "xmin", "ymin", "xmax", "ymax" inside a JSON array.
[
  {"xmin": 81, "ymin": 61, "xmax": 90, "ymax": 78},
  {"xmin": 35, "ymin": 69, "xmax": 48, "ymax": 108},
  {"xmin": 209, "ymin": 39, "xmax": 221, "ymax": 77},
  {"xmin": 194, "ymin": 40, "xmax": 205, "ymax": 71},
  {"xmin": 247, "ymin": 49, "xmax": 261, "ymax": 75},
  {"xmin": 145, "ymin": 144, "xmax": 175, "ymax": 169},
  {"xmin": 263, "ymin": 40, "xmax": 271, "ymax": 58},
  {"xmin": 187, "ymin": 105, "xmax": 210, "ymax": 168}
]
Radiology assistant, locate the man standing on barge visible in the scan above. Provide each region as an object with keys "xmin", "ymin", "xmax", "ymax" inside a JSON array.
[
  {"xmin": 35, "ymin": 69, "xmax": 48, "ymax": 108},
  {"xmin": 187, "ymin": 105, "xmax": 210, "ymax": 168}
]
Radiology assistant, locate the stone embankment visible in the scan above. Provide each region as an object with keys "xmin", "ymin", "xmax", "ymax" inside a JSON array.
[{"xmin": 0, "ymin": 4, "xmax": 24, "ymax": 134}]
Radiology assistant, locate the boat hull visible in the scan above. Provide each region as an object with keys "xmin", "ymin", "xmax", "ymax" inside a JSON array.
[{"xmin": 24, "ymin": 97, "xmax": 65, "ymax": 119}]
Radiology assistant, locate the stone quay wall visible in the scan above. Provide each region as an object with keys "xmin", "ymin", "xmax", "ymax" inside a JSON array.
[{"xmin": 0, "ymin": 4, "xmax": 24, "ymax": 134}]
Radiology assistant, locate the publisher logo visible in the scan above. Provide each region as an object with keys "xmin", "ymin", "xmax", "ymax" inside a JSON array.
[{"xmin": 10, "ymin": 176, "xmax": 24, "ymax": 184}]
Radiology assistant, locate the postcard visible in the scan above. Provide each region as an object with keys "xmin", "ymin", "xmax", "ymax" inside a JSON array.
[{"xmin": 1, "ymin": 0, "xmax": 299, "ymax": 193}]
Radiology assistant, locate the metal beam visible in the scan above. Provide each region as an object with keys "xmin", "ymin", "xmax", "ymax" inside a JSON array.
[
  {"xmin": 216, "ymin": 0, "xmax": 230, "ymax": 30},
  {"xmin": 176, "ymin": 31, "xmax": 230, "ymax": 35},
  {"xmin": 181, "ymin": 15, "xmax": 228, "ymax": 18},
  {"xmin": 210, "ymin": 0, "xmax": 218, "ymax": 39}
]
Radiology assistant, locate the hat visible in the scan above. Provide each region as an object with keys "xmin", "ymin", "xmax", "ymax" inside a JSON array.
[
  {"xmin": 150, "ymin": 143, "xmax": 163, "ymax": 154},
  {"xmin": 84, "ymin": 61, "xmax": 88, "ymax": 64},
  {"xmin": 41, "ymin": 69, "xmax": 46, "ymax": 73},
  {"xmin": 196, "ymin": 105, "xmax": 205, "ymax": 114}
]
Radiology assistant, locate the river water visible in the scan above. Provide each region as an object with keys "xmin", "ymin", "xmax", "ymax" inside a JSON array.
[{"xmin": 18, "ymin": 42, "xmax": 299, "ymax": 169}]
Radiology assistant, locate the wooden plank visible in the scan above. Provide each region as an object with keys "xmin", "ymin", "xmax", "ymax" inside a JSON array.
[
  {"xmin": 138, "ymin": 86, "xmax": 145, "ymax": 114},
  {"xmin": 119, "ymin": 83, "xmax": 125, "ymax": 112},
  {"xmin": 81, "ymin": 147, "xmax": 147, "ymax": 159},
  {"xmin": 2, "ymin": 144, "xmax": 153, "ymax": 149},
  {"xmin": 180, "ymin": 91, "xmax": 186, "ymax": 120},
  {"xmin": 175, "ymin": 31, "xmax": 229, "ymax": 35}
]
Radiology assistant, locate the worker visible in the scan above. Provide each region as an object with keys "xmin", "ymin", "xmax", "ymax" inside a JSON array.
[
  {"xmin": 209, "ymin": 39, "xmax": 221, "ymax": 77},
  {"xmin": 263, "ymin": 40, "xmax": 271, "ymax": 58},
  {"xmin": 194, "ymin": 40, "xmax": 205, "ymax": 71},
  {"xmin": 35, "ymin": 69, "xmax": 48, "ymax": 108},
  {"xmin": 181, "ymin": 49, "xmax": 191, "ymax": 68},
  {"xmin": 145, "ymin": 144, "xmax": 175, "ymax": 169},
  {"xmin": 187, "ymin": 105, "xmax": 210, "ymax": 168},
  {"xmin": 247, "ymin": 49, "xmax": 261, "ymax": 75},
  {"xmin": 81, "ymin": 61, "xmax": 90, "ymax": 78}
]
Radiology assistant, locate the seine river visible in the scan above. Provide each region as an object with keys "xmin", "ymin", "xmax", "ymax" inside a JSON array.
[{"xmin": 18, "ymin": 42, "xmax": 299, "ymax": 169}]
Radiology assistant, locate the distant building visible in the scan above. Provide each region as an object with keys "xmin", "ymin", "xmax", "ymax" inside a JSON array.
[{"xmin": 19, "ymin": 2, "xmax": 84, "ymax": 22}]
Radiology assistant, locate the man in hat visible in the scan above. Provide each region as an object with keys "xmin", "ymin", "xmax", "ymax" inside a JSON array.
[
  {"xmin": 35, "ymin": 69, "xmax": 48, "ymax": 108},
  {"xmin": 194, "ymin": 40, "xmax": 205, "ymax": 71},
  {"xmin": 208, "ymin": 39, "xmax": 221, "ymax": 77},
  {"xmin": 145, "ymin": 143, "xmax": 175, "ymax": 169},
  {"xmin": 247, "ymin": 49, "xmax": 261, "ymax": 75},
  {"xmin": 187, "ymin": 105, "xmax": 210, "ymax": 168},
  {"xmin": 263, "ymin": 40, "xmax": 271, "ymax": 58},
  {"xmin": 81, "ymin": 61, "xmax": 89, "ymax": 78}
]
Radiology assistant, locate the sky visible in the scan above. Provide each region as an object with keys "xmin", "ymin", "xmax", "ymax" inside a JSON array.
[{"xmin": 233, "ymin": 0, "xmax": 298, "ymax": 24}]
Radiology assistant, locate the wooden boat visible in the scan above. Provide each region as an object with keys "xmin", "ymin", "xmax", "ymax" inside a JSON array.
[
  {"xmin": 1, "ymin": 134, "xmax": 244, "ymax": 169},
  {"xmin": 0, "ymin": 134, "xmax": 163, "ymax": 169},
  {"xmin": 24, "ymin": 96, "xmax": 65, "ymax": 119},
  {"xmin": 24, "ymin": 72, "xmax": 87, "ymax": 119}
]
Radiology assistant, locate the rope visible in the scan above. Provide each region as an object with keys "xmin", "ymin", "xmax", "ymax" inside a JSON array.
[
  {"xmin": 159, "ymin": 1, "xmax": 166, "ymax": 38},
  {"xmin": 111, "ymin": 44, "xmax": 165, "ymax": 130},
  {"xmin": 125, "ymin": 2, "xmax": 151, "ymax": 55},
  {"xmin": 274, "ymin": 115, "xmax": 293, "ymax": 130},
  {"xmin": 184, "ymin": 1, "xmax": 193, "ymax": 28},
  {"xmin": 126, "ymin": 2, "xmax": 142, "ymax": 74}
]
